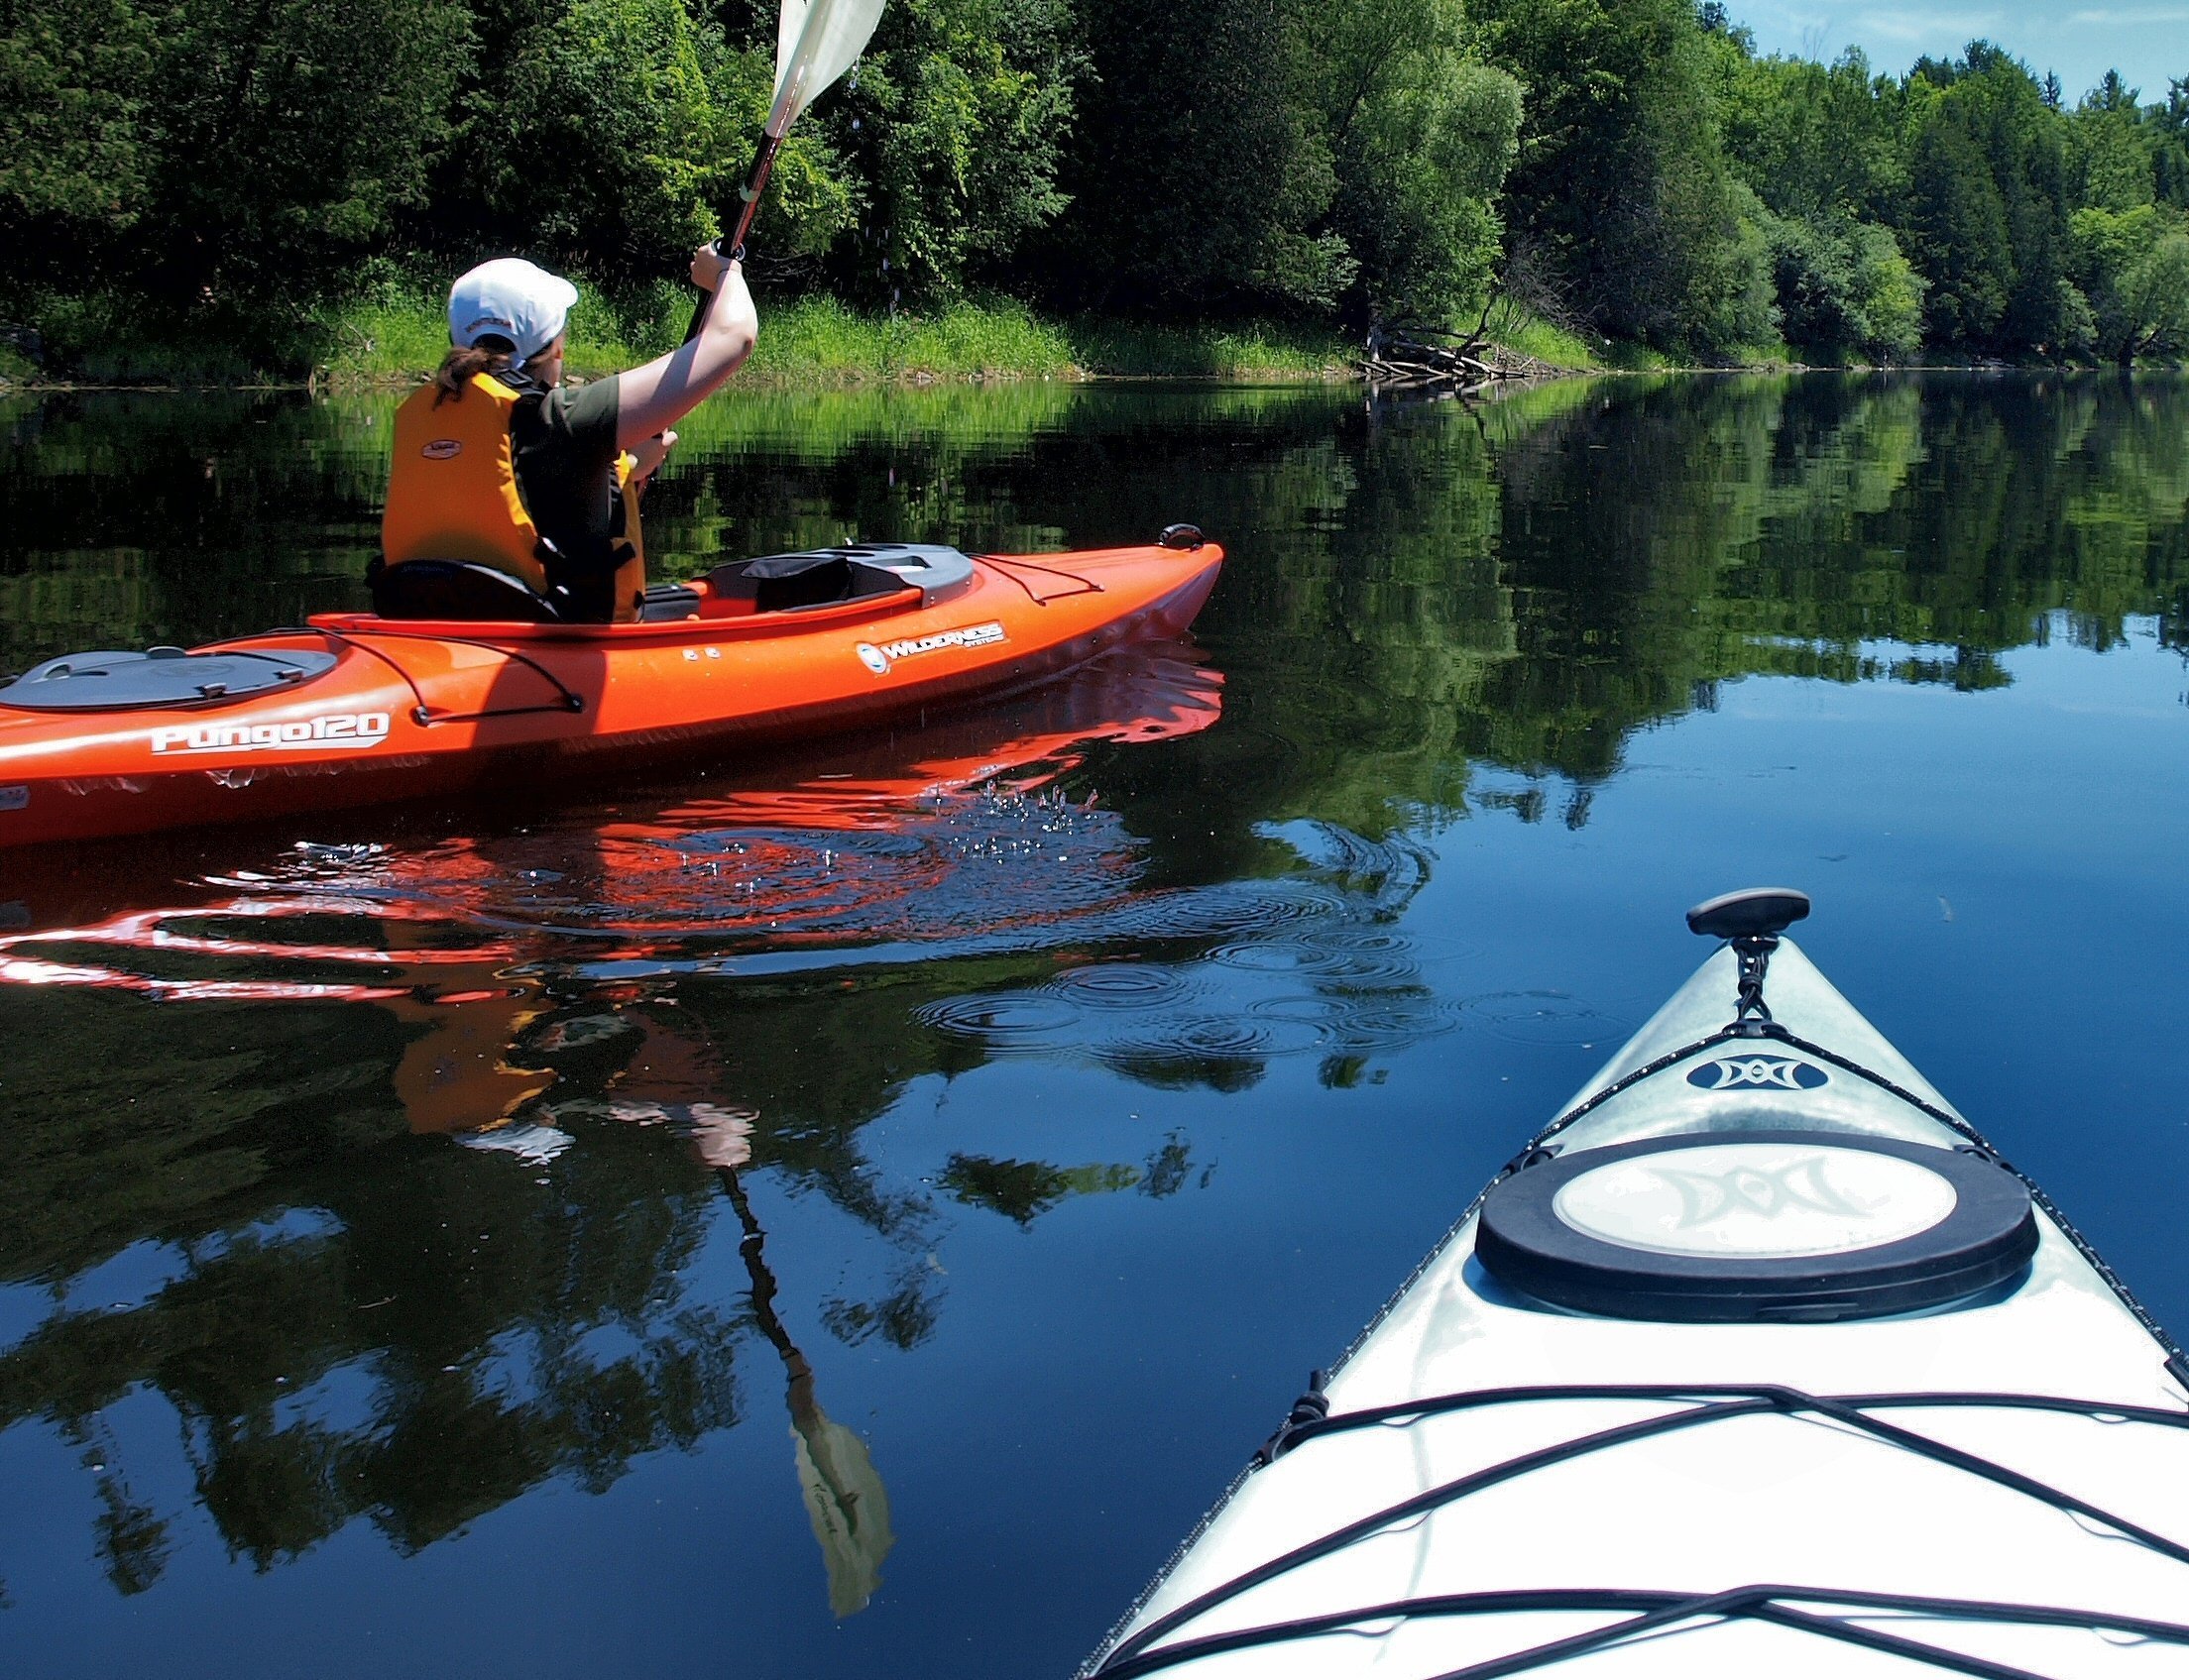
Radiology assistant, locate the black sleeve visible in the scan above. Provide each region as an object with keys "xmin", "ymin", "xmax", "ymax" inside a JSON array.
[{"xmin": 511, "ymin": 376, "xmax": 623, "ymax": 579}]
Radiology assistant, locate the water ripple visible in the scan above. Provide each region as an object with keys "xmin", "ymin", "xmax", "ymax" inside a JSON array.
[
  {"xmin": 915, "ymin": 993, "xmax": 1087, "ymax": 1049},
  {"xmin": 1251, "ymin": 994, "xmax": 1469, "ymax": 1051},
  {"xmin": 1103, "ymin": 1012, "xmax": 1328, "ymax": 1063},
  {"xmin": 1045, "ymin": 963, "xmax": 1197, "ymax": 1012},
  {"xmin": 912, "ymin": 822, "xmax": 1470, "ymax": 1076},
  {"xmin": 1468, "ymin": 990, "xmax": 1624, "ymax": 1047}
]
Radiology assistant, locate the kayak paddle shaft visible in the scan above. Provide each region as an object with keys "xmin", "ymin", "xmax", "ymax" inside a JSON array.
[{"xmin": 684, "ymin": 131, "xmax": 786, "ymax": 342}]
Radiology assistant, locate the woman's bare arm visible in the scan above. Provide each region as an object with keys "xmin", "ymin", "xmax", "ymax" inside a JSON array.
[{"xmin": 616, "ymin": 249, "xmax": 757, "ymax": 450}]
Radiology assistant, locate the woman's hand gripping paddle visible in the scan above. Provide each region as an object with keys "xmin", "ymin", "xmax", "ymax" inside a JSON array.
[{"xmin": 686, "ymin": 0, "xmax": 887, "ymax": 339}]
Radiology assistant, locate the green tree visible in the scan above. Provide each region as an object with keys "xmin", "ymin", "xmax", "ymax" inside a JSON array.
[
  {"xmin": 0, "ymin": 0, "xmax": 2172, "ymax": 362},
  {"xmin": 1713, "ymin": 46, "xmax": 1905, "ymax": 225},
  {"xmin": 2154, "ymin": 78, "xmax": 2189, "ymax": 208},
  {"xmin": 2075, "ymin": 70, "xmax": 2156, "ymax": 212},
  {"xmin": 2120, "ymin": 232, "xmax": 2189, "ymax": 358},
  {"xmin": 827, "ymin": 0, "xmax": 1084, "ymax": 303},
  {"xmin": 459, "ymin": 0, "xmax": 855, "ymax": 284},
  {"xmin": 1044, "ymin": 0, "xmax": 1339, "ymax": 312},
  {"xmin": 1898, "ymin": 45, "xmax": 2079, "ymax": 355},
  {"xmin": 1847, "ymin": 222, "xmax": 1927, "ymax": 358},
  {"xmin": 2075, "ymin": 204, "xmax": 2189, "ymax": 362},
  {"xmin": 1903, "ymin": 101, "xmax": 2014, "ymax": 346},
  {"xmin": 147, "ymin": 0, "xmax": 473, "ymax": 303},
  {"xmin": 1310, "ymin": 0, "xmax": 1522, "ymax": 326},
  {"xmin": 1964, "ymin": 49, "xmax": 2076, "ymax": 354},
  {"xmin": 1764, "ymin": 213, "xmax": 1924, "ymax": 361},
  {"xmin": 1475, "ymin": 0, "xmax": 1774, "ymax": 355},
  {"xmin": 0, "ymin": 0, "xmax": 157, "ymax": 286}
]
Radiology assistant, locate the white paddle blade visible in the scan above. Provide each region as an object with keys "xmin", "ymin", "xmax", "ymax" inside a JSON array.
[
  {"xmin": 791, "ymin": 1410, "xmax": 894, "ymax": 1618},
  {"xmin": 769, "ymin": 0, "xmax": 887, "ymax": 131}
]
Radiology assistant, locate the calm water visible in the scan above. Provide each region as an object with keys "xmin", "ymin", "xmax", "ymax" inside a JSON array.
[{"xmin": 3, "ymin": 373, "xmax": 2187, "ymax": 1676}]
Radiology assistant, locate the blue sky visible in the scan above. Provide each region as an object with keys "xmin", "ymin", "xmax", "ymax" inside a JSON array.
[{"xmin": 1729, "ymin": 3, "xmax": 2188, "ymax": 100}]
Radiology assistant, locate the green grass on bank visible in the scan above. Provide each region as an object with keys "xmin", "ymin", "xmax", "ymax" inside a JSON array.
[
  {"xmin": 12, "ymin": 282, "xmax": 1353, "ymax": 388},
  {"xmin": 313, "ymin": 278, "xmax": 684, "ymax": 381},
  {"xmin": 10, "ymin": 282, "xmax": 2171, "ymax": 391},
  {"xmin": 1066, "ymin": 318, "xmax": 1354, "ymax": 380},
  {"xmin": 1475, "ymin": 300, "xmax": 1796, "ymax": 373},
  {"xmin": 1418, "ymin": 300, "xmax": 1668, "ymax": 374},
  {"xmin": 319, "ymin": 286, "xmax": 1088, "ymax": 383},
  {"xmin": 0, "ymin": 273, "xmax": 1780, "ymax": 389},
  {"xmin": 1479, "ymin": 299, "xmax": 1607, "ymax": 371},
  {"xmin": 749, "ymin": 295, "xmax": 1079, "ymax": 382}
]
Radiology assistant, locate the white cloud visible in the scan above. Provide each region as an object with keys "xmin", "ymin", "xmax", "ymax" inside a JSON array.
[
  {"xmin": 1739, "ymin": 0, "xmax": 1834, "ymax": 23},
  {"xmin": 1850, "ymin": 10, "xmax": 2005, "ymax": 44},
  {"xmin": 2061, "ymin": 8, "xmax": 2189, "ymax": 22}
]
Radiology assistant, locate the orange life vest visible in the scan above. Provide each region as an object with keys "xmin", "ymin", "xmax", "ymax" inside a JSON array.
[{"xmin": 383, "ymin": 372, "xmax": 645, "ymax": 619}]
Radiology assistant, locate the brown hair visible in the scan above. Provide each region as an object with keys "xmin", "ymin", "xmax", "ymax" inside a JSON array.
[{"xmin": 432, "ymin": 335, "xmax": 517, "ymax": 404}]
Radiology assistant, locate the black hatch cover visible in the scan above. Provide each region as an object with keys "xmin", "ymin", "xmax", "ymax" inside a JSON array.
[
  {"xmin": 0, "ymin": 646, "xmax": 339, "ymax": 712},
  {"xmin": 1478, "ymin": 1130, "xmax": 2036, "ymax": 1322}
]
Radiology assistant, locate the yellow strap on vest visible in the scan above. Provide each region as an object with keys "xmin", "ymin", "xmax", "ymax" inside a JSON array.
[
  {"xmin": 382, "ymin": 372, "xmax": 550, "ymax": 593},
  {"xmin": 610, "ymin": 453, "xmax": 646, "ymax": 623}
]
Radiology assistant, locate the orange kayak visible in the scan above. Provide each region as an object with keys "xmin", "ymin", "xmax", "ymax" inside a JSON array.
[{"xmin": 0, "ymin": 535, "xmax": 1223, "ymax": 848}]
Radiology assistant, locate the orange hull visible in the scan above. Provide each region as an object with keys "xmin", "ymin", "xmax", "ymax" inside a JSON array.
[{"xmin": 0, "ymin": 543, "xmax": 1222, "ymax": 847}]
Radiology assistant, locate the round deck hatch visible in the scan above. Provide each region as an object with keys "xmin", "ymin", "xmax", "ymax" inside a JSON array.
[
  {"xmin": 1478, "ymin": 1130, "xmax": 2036, "ymax": 1322},
  {"xmin": 1, "ymin": 647, "xmax": 338, "ymax": 712}
]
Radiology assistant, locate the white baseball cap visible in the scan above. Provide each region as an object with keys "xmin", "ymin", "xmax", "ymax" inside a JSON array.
[{"xmin": 447, "ymin": 258, "xmax": 579, "ymax": 367}]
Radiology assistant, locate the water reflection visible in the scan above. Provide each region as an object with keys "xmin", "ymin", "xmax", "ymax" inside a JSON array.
[
  {"xmin": 0, "ymin": 625, "xmax": 1500, "ymax": 1611},
  {"xmin": 722, "ymin": 1166, "xmax": 893, "ymax": 1619},
  {"xmin": 0, "ymin": 643, "xmax": 1230, "ymax": 1602},
  {"xmin": 1255, "ymin": 373, "xmax": 2189, "ymax": 806},
  {"xmin": 3, "ymin": 372, "xmax": 2187, "ymax": 1672},
  {"xmin": 11, "ymin": 376, "xmax": 2185, "ymax": 782},
  {"xmin": 916, "ymin": 823, "xmax": 1460, "ymax": 1089}
]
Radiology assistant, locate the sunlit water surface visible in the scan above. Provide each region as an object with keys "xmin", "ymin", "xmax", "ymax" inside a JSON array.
[{"xmin": 2, "ymin": 373, "xmax": 2186, "ymax": 1676}]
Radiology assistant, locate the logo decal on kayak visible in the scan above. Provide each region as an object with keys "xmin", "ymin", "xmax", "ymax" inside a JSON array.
[
  {"xmin": 855, "ymin": 620, "xmax": 1007, "ymax": 676},
  {"xmin": 1653, "ymin": 1157, "xmax": 1866, "ymax": 1228},
  {"xmin": 0, "ymin": 785, "xmax": 27, "ymax": 812},
  {"xmin": 421, "ymin": 439, "xmax": 463, "ymax": 460},
  {"xmin": 151, "ymin": 712, "xmax": 393, "ymax": 756},
  {"xmin": 1687, "ymin": 1057, "xmax": 1829, "ymax": 1092},
  {"xmin": 1552, "ymin": 1141, "xmax": 1960, "ymax": 1261}
]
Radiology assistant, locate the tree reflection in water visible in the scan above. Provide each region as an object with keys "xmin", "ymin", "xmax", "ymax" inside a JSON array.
[
  {"xmin": 0, "ymin": 641, "xmax": 1285, "ymax": 1609},
  {"xmin": 10, "ymin": 374, "xmax": 2185, "ymax": 1636}
]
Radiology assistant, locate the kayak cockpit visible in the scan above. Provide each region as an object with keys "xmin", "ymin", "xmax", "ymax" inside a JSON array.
[
  {"xmin": 364, "ymin": 542, "xmax": 977, "ymax": 627},
  {"xmin": 707, "ymin": 545, "xmax": 976, "ymax": 614}
]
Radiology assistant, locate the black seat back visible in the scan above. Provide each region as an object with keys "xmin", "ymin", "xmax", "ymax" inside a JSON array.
[
  {"xmin": 369, "ymin": 558, "xmax": 561, "ymax": 622},
  {"xmin": 639, "ymin": 583, "xmax": 702, "ymax": 621}
]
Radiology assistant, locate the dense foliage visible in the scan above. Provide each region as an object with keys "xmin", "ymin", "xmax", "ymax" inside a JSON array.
[{"xmin": 0, "ymin": 0, "xmax": 2183, "ymax": 360}]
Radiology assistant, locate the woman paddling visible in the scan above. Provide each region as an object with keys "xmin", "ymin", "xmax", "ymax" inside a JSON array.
[{"xmin": 378, "ymin": 247, "xmax": 757, "ymax": 623}]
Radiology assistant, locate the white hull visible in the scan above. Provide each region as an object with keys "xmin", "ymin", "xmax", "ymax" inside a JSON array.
[{"xmin": 1088, "ymin": 940, "xmax": 2189, "ymax": 1679}]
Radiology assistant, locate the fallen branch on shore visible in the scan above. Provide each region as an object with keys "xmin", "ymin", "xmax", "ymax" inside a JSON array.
[{"xmin": 1360, "ymin": 320, "xmax": 1555, "ymax": 392}]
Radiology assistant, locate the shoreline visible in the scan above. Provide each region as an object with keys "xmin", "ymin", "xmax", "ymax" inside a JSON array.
[
  {"xmin": 11, "ymin": 361, "xmax": 2178, "ymax": 394},
  {"xmin": 0, "ymin": 295, "xmax": 1366, "ymax": 393},
  {"xmin": 0, "ymin": 366, "xmax": 1363, "ymax": 395},
  {"xmin": 11, "ymin": 364, "xmax": 2174, "ymax": 395},
  {"xmin": 10, "ymin": 292, "xmax": 2169, "ymax": 395},
  {"xmin": 9, "ymin": 354, "xmax": 2177, "ymax": 396}
]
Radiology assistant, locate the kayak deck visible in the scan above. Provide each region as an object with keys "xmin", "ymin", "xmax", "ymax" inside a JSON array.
[
  {"xmin": 1090, "ymin": 930, "xmax": 2189, "ymax": 1678},
  {"xmin": 0, "ymin": 541, "xmax": 1222, "ymax": 847}
]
